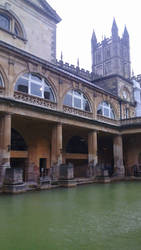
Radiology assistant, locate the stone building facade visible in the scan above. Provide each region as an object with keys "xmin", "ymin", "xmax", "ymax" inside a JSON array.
[{"xmin": 0, "ymin": 0, "xmax": 141, "ymax": 192}]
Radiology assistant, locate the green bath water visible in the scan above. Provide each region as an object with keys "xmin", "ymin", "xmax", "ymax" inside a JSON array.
[{"xmin": 0, "ymin": 182, "xmax": 141, "ymax": 250}]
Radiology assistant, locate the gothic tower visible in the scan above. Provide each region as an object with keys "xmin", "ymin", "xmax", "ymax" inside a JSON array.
[{"xmin": 91, "ymin": 19, "xmax": 131, "ymax": 79}]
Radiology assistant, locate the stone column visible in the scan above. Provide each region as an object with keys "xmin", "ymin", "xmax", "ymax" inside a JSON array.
[
  {"xmin": 0, "ymin": 114, "xmax": 11, "ymax": 186},
  {"xmin": 51, "ymin": 123, "xmax": 62, "ymax": 179},
  {"xmin": 88, "ymin": 131, "xmax": 98, "ymax": 177},
  {"xmin": 113, "ymin": 135, "xmax": 125, "ymax": 177}
]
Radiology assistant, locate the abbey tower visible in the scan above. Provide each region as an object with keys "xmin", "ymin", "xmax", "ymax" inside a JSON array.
[{"xmin": 91, "ymin": 19, "xmax": 130, "ymax": 79}]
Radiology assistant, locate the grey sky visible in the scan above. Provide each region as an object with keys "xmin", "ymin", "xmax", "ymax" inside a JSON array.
[{"xmin": 47, "ymin": 0, "xmax": 141, "ymax": 75}]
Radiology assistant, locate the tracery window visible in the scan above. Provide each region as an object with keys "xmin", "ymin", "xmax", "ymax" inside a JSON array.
[
  {"xmin": 97, "ymin": 101, "xmax": 115, "ymax": 119},
  {"xmin": 0, "ymin": 11, "xmax": 24, "ymax": 38},
  {"xmin": 63, "ymin": 90, "xmax": 91, "ymax": 112},
  {"xmin": 15, "ymin": 73, "xmax": 55, "ymax": 102}
]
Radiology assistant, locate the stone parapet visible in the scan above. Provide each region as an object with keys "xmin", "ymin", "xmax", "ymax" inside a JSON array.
[
  {"xmin": 14, "ymin": 92, "xmax": 57, "ymax": 110},
  {"xmin": 56, "ymin": 60, "xmax": 93, "ymax": 80}
]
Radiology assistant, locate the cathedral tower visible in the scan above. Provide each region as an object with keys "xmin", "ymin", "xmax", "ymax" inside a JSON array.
[{"xmin": 91, "ymin": 19, "xmax": 131, "ymax": 79}]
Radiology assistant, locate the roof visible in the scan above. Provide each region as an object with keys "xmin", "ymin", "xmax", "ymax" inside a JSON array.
[{"xmin": 23, "ymin": 0, "xmax": 61, "ymax": 23}]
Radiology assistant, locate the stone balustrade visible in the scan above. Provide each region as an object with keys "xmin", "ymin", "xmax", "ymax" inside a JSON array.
[
  {"xmin": 121, "ymin": 117, "xmax": 141, "ymax": 126},
  {"xmin": 63, "ymin": 105, "xmax": 93, "ymax": 119},
  {"xmin": 97, "ymin": 114, "xmax": 120, "ymax": 126},
  {"xmin": 14, "ymin": 91, "xmax": 57, "ymax": 110},
  {"xmin": 13, "ymin": 92, "xmax": 141, "ymax": 126}
]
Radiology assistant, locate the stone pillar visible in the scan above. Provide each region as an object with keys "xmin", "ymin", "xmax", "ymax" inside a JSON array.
[
  {"xmin": 113, "ymin": 135, "xmax": 125, "ymax": 177},
  {"xmin": 0, "ymin": 114, "xmax": 11, "ymax": 186},
  {"xmin": 51, "ymin": 123, "xmax": 62, "ymax": 179},
  {"xmin": 88, "ymin": 131, "xmax": 98, "ymax": 177}
]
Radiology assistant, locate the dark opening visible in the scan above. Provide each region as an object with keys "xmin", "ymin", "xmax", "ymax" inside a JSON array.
[
  {"xmin": 11, "ymin": 128, "xmax": 27, "ymax": 151},
  {"xmin": 40, "ymin": 158, "xmax": 48, "ymax": 177},
  {"xmin": 66, "ymin": 136, "xmax": 88, "ymax": 154},
  {"xmin": 98, "ymin": 135, "xmax": 114, "ymax": 176}
]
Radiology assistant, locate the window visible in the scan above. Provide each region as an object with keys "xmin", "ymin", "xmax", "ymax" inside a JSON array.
[
  {"xmin": 0, "ymin": 11, "xmax": 24, "ymax": 38},
  {"xmin": 97, "ymin": 101, "xmax": 115, "ymax": 119},
  {"xmin": 0, "ymin": 13, "xmax": 10, "ymax": 31},
  {"xmin": 0, "ymin": 74, "xmax": 4, "ymax": 87},
  {"xmin": 125, "ymin": 108, "xmax": 129, "ymax": 119},
  {"xmin": 15, "ymin": 73, "xmax": 55, "ymax": 102},
  {"xmin": 63, "ymin": 90, "xmax": 91, "ymax": 112}
]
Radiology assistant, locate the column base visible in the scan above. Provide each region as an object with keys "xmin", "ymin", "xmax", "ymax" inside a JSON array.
[
  {"xmin": 3, "ymin": 183, "xmax": 26, "ymax": 194},
  {"xmin": 59, "ymin": 179, "xmax": 77, "ymax": 187},
  {"xmin": 113, "ymin": 165, "xmax": 125, "ymax": 177}
]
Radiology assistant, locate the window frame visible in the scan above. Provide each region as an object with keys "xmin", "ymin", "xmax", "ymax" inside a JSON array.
[
  {"xmin": 63, "ymin": 89, "xmax": 91, "ymax": 112},
  {"xmin": 0, "ymin": 10, "xmax": 26, "ymax": 41},
  {"xmin": 15, "ymin": 73, "xmax": 56, "ymax": 102},
  {"xmin": 97, "ymin": 101, "xmax": 115, "ymax": 119},
  {"xmin": 0, "ymin": 13, "xmax": 10, "ymax": 31}
]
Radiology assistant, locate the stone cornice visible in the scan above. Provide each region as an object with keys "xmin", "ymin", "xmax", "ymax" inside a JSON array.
[
  {"xmin": 22, "ymin": 0, "xmax": 61, "ymax": 23},
  {"xmin": 92, "ymin": 74, "xmax": 132, "ymax": 85}
]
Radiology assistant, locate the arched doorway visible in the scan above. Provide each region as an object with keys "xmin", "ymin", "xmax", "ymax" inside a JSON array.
[{"xmin": 66, "ymin": 136, "xmax": 88, "ymax": 178}]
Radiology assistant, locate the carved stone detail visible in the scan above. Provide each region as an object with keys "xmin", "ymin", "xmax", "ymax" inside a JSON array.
[
  {"xmin": 14, "ymin": 92, "xmax": 57, "ymax": 110},
  {"xmin": 63, "ymin": 105, "xmax": 93, "ymax": 118}
]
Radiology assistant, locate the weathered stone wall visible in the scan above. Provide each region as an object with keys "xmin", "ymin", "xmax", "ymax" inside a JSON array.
[{"xmin": 0, "ymin": 0, "xmax": 57, "ymax": 63}]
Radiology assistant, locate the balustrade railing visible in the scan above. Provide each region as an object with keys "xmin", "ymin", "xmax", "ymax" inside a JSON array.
[
  {"xmin": 63, "ymin": 105, "xmax": 93, "ymax": 119},
  {"xmin": 121, "ymin": 117, "xmax": 141, "ymax": 126},
  {"xmin": 13, "ymin": 92, "xmax": 141, "ymax": 127},
  {"xmin": 14, "ymin": 91, "xmax": 57, "ymax": 110},
  {"xmin": 97, "ymin": 114, "xmax": 120, "ymax": 126}
]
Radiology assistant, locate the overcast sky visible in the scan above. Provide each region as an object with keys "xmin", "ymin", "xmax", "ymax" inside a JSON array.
[{"xmin": 47, "ymin": 0, "xmax": 141, "ymax": 76}]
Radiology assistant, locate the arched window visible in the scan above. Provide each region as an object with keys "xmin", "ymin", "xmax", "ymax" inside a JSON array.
[
  {"xmin": 63, "ymin": 90, "xmax": 91, "ymax": 112},
  {"xmin": 0, "ymin": 10, "xmax": 24, "ymax": 38},
  {"xmin": 97, "ymin": 101, "xmax": 115, "ymax": 119},
  {"xmin": 15, "ymin": 73, "xmax": 55, "ymax": 102}
]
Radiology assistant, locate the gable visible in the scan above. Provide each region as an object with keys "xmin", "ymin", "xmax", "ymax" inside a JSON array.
[{"xmin": 25, "ymin": 0, "xmax": 61, "ymax": 23}]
